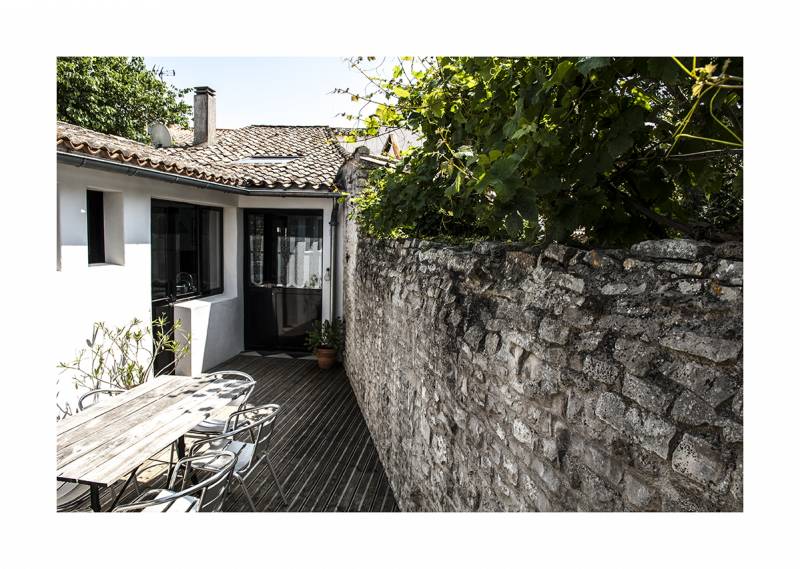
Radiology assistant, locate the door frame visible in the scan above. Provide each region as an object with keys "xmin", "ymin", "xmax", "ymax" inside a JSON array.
[{"xmin": 243, "ymin": 208, "xmax": 325, "ymax": 351}]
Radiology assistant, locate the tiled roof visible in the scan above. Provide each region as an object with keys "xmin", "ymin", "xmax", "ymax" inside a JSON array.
[
  {"xmin": 57, "ymin": 121, "xmax": 349, "ymax": 191},
  {"xmin": 336, "ymin": 127, "xmax": 421, "ymax": 159}
]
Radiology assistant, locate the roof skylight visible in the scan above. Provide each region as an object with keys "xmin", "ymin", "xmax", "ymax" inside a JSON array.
[{"xmin": 235, "ymin": 155, "xmax": 299, "ymax": 165}]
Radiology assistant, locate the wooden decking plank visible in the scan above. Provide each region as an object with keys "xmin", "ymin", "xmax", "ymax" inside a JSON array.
[
  {"xmin": 333, "ymin": 429, "xmax": 373, "ymax": 511},
  {"xmin": 369, "ymin": 468, "xmax": 389, "ymax": 512},
  {"xmin": 254, "ymin": 376, "xmax": 353, "ymax": 511},
  {"xmin": 223, "ymin": 365, "xmax": 347, "ymax": 511},
  {"xmin": 353, "ymin": 442, "xmax": 381, "ymax": 512},
  {"xmin": 310, "ymin": 417, "xmax": 370, "ymax": 511},
  {"xmin": 290, "ymin": 398, "xmax": 364, "ymax": 511},
  {"xmin": 317, "ymin": 406, "xmax": 373, "ymax": 511},
  {"xmin": 283, "ymin": 385, "xmax": 362, "ymax": 511}
]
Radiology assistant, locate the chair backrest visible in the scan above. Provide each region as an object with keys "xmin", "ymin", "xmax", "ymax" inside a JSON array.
[
  {"xmin": 190, "ymin": 404, "xmax": 281, "ymax": 473},
  {"xmin": 113, "ymin": 451, "xmax": 237, "ymax": 512},
  {"xmin": 202, "ymin": 370, "xmax": 256, "ymax": 411},
  {"xmin": 77, "ymin": 388, "xmax": 126, "ymax": 411},
  {"xmin": 226, "ymin": 404, "xmax": 281, "ymax": 455}
]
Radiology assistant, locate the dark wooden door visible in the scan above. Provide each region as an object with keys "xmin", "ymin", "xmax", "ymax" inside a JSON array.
[{"xmin": 244, "ymin": 210, "xmax": 324, "ymax": 351}]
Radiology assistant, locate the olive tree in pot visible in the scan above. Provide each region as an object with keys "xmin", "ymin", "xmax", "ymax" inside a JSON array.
[{"xmin": 305, "ymin": 317, "xmax": 344, "ymax": 369}]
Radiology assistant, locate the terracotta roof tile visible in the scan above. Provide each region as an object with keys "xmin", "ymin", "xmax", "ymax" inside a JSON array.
[{"xmin": 57, "ymin": 121, "xmax": 348, "ymax": 191}]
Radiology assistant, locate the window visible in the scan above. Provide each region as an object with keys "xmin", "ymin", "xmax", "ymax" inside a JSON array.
[
  {"xmin": 151, "ymin": 200, "xmax": 223, "ymax": 301},
  {"xmin": 86, "ymin": 190, "xmax": 105, "ymax": 263},
  {"xmin": 85, "ymin": 189, "xmax": 124, "ymax": 266}
]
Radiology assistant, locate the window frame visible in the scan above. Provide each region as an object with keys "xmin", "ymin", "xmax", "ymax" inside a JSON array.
[
  {"xmin": 86, "ymin": 190, "xmax": 106, "ymax": 264},
  {"xmin": 151, "ymin": 199, "xmax": 224, "ymax": 301}
]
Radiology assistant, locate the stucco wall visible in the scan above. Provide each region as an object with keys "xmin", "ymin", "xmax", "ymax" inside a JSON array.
[
  {"xmin": 343, "ymin": 237, "xmax": 743, "ymax": 512},
  {"xmin": 55, "ymin": 163, "xmax": 339, "ymax": 413}
]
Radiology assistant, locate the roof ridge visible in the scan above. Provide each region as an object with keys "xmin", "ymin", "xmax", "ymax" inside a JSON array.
[{"xmin": 245, "ymin": 124, "xmax": 333, "ymax": 128}]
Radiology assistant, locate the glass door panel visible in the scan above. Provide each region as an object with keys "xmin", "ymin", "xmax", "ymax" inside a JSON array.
[
  {"xmin": 275, "ymin": 215, "xmax": 323, "ymax": 289},
  {"xmin": 248, "ymin": 214, "xmax": 267, "ymax": 286},
  {"xmin": 244, "ymin": 210, "xmax": 323, "ymax": 351}
]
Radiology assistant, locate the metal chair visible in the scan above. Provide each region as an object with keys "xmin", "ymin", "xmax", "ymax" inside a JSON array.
[
  {"xmin": 189, "ymin": 404, "xmax": 287, "ymax": 510},
  {"xmin": 58, "ymin": 388, "xmax": 126, "ymax": 511},
  {"xmin": 77, "ymin": 388, "xmax": 125, "ymax": 411},
  {"xmin": 57, "ymin": 480, "xmax": 92, "ymax": 512},
  {"xmin": 113, "ymin": 451, "xmax": 237, "ymax": 512},
  {"xmin": 187, "ymin": 371, "xmax": 256, "ymax": 437}
]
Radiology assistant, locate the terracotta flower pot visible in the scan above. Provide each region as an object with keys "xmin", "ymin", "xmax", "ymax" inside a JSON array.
[{"xmin": 315, "ymin": 347, "xmax": 337, "ymax": 369}]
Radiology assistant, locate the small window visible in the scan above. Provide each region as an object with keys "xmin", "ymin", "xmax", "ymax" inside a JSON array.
[{"xmin": 86, "ymin": 190, "xmax": 105, "ymax": 264}]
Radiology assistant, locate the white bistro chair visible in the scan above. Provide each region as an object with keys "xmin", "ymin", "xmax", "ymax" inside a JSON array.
[
  {"xmin": 189, "ymin": 404, "xmax": 287, "ymax": 510},
  {"xmin": 187, "ymin": 371, "xmax": 257, "ymax": 437},
  {"xmin": 113, "ymin": 451, "xmax": 237, "ymax": 512}
]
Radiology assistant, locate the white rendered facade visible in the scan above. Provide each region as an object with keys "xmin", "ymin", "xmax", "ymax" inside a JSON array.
[{"xmin": 56, "ymin": 162, "xmax": 344, "ymax": 409}]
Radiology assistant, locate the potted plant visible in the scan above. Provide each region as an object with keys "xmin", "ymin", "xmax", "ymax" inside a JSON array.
[{"xmin": 305, "ymin": 317, "xmax": 344, "ymax": 369}]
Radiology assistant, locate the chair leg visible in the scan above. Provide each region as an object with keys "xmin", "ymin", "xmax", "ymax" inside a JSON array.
[
  {"xmin": 234, "ymin": 472, "xmax": 257, "ymax": 511},
  {"xmin": 267, "ymin": 456, "xmax": 289, "ymax": 506}
]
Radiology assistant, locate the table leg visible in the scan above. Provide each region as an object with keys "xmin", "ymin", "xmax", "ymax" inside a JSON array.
[
  {"xmin": 168, "ymin": 436, "xmax": 187, "ymax": 481},
  {"xmin": 108, "ymin": 469, "xmax": 137, "ymax": 511},
  {"xmin": 90, "ymin": 484, "xmax": 101, "ymax": 512}
]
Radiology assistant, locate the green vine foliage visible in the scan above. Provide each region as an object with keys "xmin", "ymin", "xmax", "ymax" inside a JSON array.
[
  {"xmin": 344, "ymin": 57, "xmax": 742, "ymax": 246},
  {"xmin": 57, "ymin": 57, "xmax": 192, "ymax": 143}
]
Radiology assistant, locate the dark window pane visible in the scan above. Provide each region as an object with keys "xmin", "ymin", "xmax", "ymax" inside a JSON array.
[
  {"xmin": 150, "ymin": 200, "xmax": 223, "ymax": 302},
  {"xmin": 174, "ymin": 205, "xmax": 198, "ymax": 297},
  {"xmin": 151, "ymin": 205, "xmax": 170, "ymax": 299},
  {"xmin": 87, "ymin": 190, "xmax": 105, "ymax": 264},
  {"xmin": 200, "ymin": 208, "xmax": 223, "ymax": 292}
]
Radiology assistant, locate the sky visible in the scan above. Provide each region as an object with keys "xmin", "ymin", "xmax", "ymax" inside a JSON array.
[{"xmin": 144, "ymin": 57, "xmax": 379, "ymax": 129}]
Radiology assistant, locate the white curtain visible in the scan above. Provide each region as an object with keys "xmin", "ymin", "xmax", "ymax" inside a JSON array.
[{"xmin": 277, "ymin": 215, "xmax": 323, "ymax": 289}]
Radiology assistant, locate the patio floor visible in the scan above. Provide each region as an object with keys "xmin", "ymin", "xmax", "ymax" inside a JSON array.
[{"xmin": 86, "ymin": 354, "xmax": 399, "ymax": 512}]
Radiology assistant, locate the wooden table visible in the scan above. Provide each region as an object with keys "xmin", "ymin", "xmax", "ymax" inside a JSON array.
[{"xmin": 57, "ymin": 374, "xmax": 250, "ymax": 511}]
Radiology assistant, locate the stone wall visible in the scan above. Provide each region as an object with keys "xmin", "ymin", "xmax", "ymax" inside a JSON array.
[{"xmin": 343, "ymin": 236, "xmax": 743, "ymax": 511}]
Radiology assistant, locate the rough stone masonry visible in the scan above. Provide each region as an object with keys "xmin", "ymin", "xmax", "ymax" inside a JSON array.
[{"xmin": 343, "ymin": 236, "xmax": 743, "ymax": 511}]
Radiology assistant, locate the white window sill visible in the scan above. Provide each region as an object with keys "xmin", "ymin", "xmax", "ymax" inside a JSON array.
[
  {"xmin": 87, "ymin": 262, "xmax": 124, "ymax": 269},
  {"xmin": 174, "ymin": 292, "xmax": 238, "ymax": 308}
]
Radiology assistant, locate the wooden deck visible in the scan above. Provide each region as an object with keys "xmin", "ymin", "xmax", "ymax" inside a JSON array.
[{"xmin": 77, "ymin": 355, "xmax": 399, "ymax": 512}]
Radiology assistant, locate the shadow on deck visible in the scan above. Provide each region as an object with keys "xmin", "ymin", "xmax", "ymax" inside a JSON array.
[{"xmin": 91, "ymin": 354, "xmax": 399, "ymax": 512}]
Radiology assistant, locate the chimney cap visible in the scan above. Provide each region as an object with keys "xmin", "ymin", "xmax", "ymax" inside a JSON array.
[{"xmin": 194, "ymin": 86, "xmax": 216, "ymax": 96}]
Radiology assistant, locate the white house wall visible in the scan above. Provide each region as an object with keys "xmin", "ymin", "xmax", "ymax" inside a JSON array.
[{"xmin": 56, "ymin": 163, "xmax": 341, "ymax": 410}]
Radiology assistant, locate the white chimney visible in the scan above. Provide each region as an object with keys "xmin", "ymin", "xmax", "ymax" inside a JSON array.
[{"xmin": 193, "ymin": 86, "xmax": 216, "ymax": 146}]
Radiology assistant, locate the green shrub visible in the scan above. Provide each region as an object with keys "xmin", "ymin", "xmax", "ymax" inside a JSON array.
[{"xmin": 342, "ymin": 57, "xmax": 743, "ymax": 246}]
